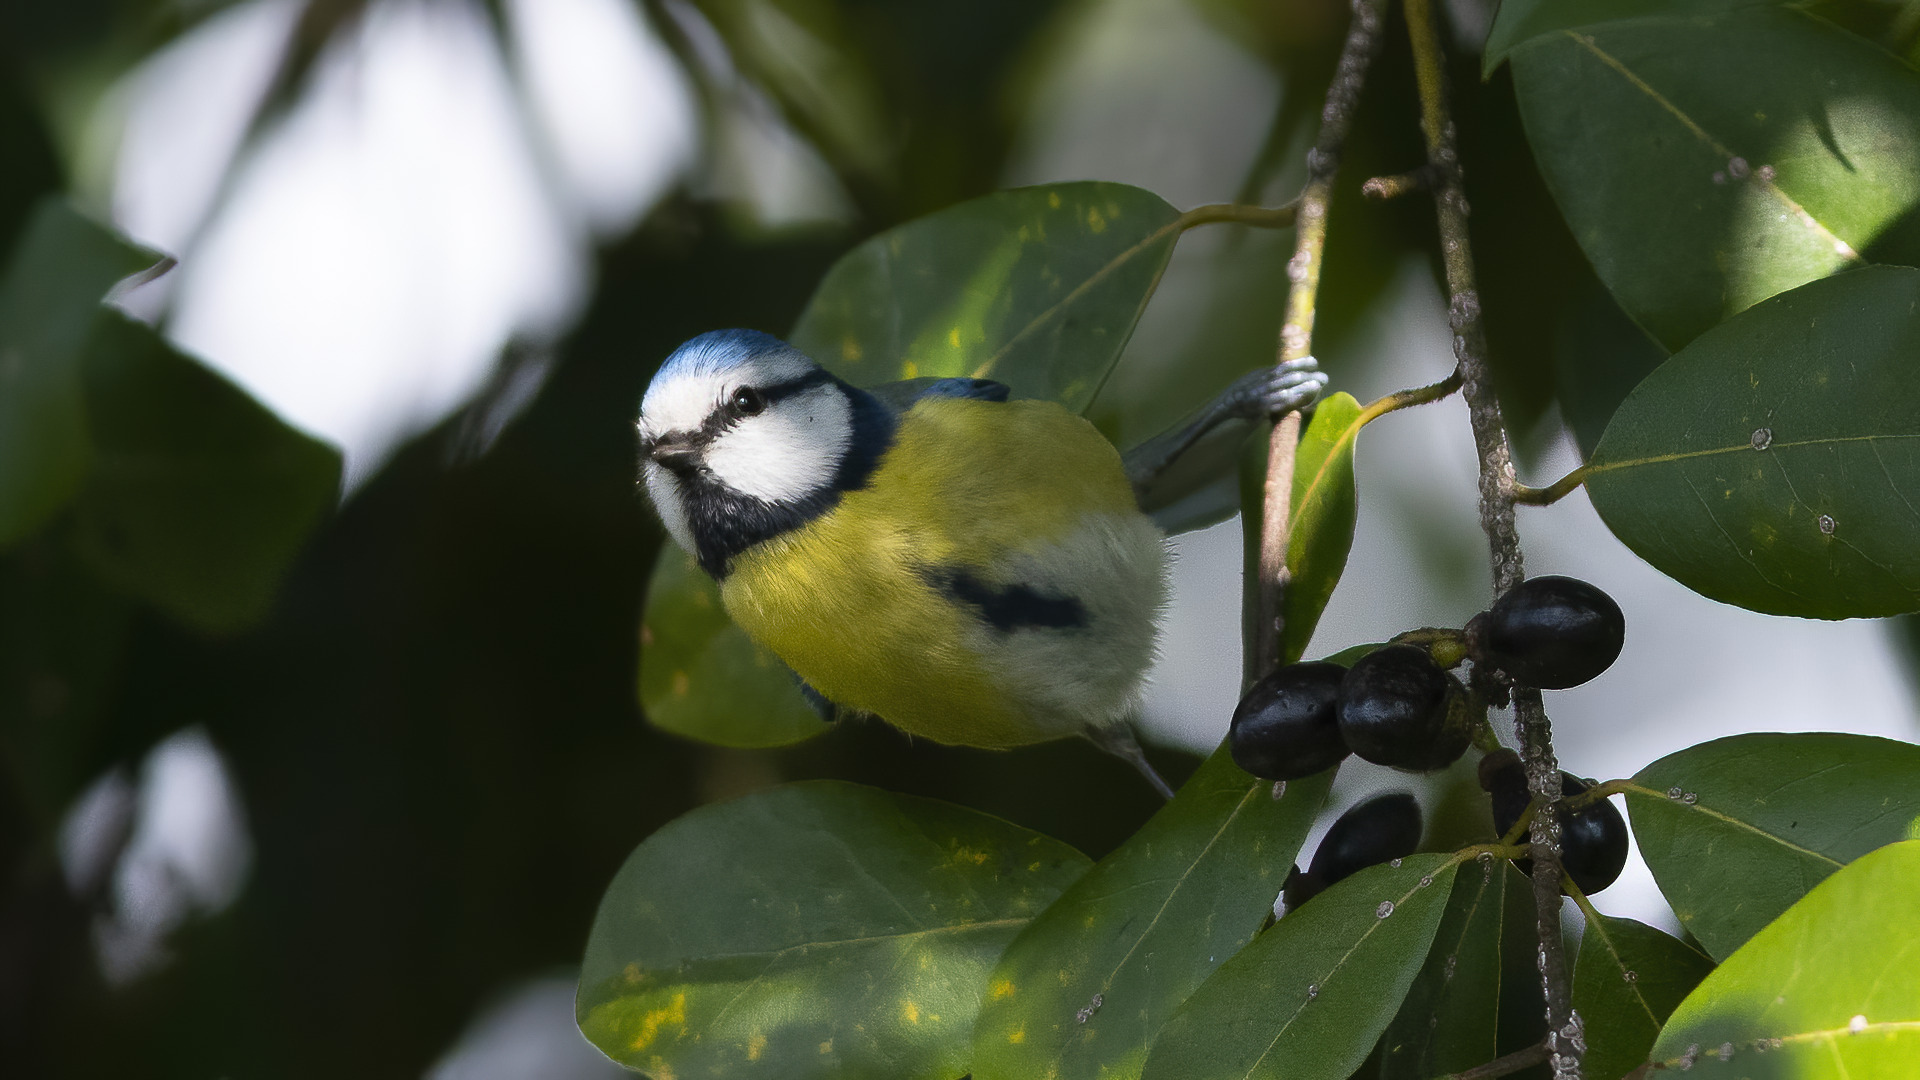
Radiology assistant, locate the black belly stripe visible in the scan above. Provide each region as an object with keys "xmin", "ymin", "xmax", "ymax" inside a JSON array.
[{"xmin": 923, "ymin": 567, "xmax": 1087, "ymax": 632}]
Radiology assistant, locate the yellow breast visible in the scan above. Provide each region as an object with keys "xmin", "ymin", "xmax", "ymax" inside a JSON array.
[{"xmin": 718, "ymin": 396, "xmax": 1168, "ymax": 747}]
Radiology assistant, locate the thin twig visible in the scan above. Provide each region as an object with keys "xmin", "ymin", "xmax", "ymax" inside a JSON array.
[
  {"xmin": 1402, "ymin": 1, "xmax": 1581, "ymax": 1075},
  {"xmin": 1512, "ymin": 465, "xmax": 1590, "ymax": 505},
  {"xmin": 1362, "ymin": 165, "xmax": 1441, "ymax": 200},
  {"xmin": 1432, "ymin": 1040, "xmax": 1554, "ymax": 1080},
  {"xmin": 1254, "ymin": 0, "xmax": 1392, "ymax": 677}
]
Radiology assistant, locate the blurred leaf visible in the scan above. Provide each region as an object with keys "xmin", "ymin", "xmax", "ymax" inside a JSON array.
[
  {"xmin": 1571, "ymin": 912, "xmax": 1715, "ymax": 1080},
  {"xmin": 1649, "ymin": 839, "xmax": 1920, "ymax": 1074},
  {"xmin": 1511, "ymin": 7, "xmax": 1920, "ymax": 351},
  {"xmin": 1483, "ymin": 0, "xmax": 1785, "ymax": 74},
  {"xmin": 577, "ymin": 781, "xmax": 1090, "ymax": 1080},
  {"xmin": 971, "ymin": 745, "xmax": 1332, "ymax": 1080},
  {"xmin": 637, "ymin": 545, "xmax": 829, "ymax": 747},
  {"xmin": 70, "ymin": 312, "xmax": 341, "ymax": 633},
  {"xmin": 0, "ymin": 74, "xmax": 62, "ymax": 256},
  {"xmin": 0, "ymin": 530, "xmax": 133, "ymax": 818},
  {"xmin": 1283, "ymin": 392, "xmax": 1362, "ymax": 665},
  {"xmin": 1140, "ymin": 855, "xmax": 1461, "ymax": 1080},
  {"xmin": 690, "ymin": 0, "xmax": 894, "ymax": 191},
  {"xmin": 1626, "ymin": 732, "xmax": 1920, "ymax": 960},
  {"xmin": 1585, "ymin": 267, "xmax": 1920, "ymax": 619},
  {"xmin": 1378, "ymin": 859, "xmax": 1528, "ymax": 1079},
  {"xmin": 0, "ymin": 199, "xmax": 158, "ymax": 547},
  {"xmin": 790, "ymin": 182, "xmax": 1182, "ymax": 411}
]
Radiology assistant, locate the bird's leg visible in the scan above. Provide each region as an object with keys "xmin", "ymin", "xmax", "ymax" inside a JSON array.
[
  {"xmin": 1083, "ymin": 722, "xmax": 1177, "ymax": 801},
  {"xmin": 1123, "ymin": 356, "xmax": 1327, "ymax": 499}
]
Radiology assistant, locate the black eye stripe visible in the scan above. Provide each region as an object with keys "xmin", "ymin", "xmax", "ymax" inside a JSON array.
[
  {"xmin": 696, "ymin": 369, "xmax": 838, "ymax": 438},
  {"xmin": 757, "ymin": 369, "xmax": 834, "ymax": 403}
]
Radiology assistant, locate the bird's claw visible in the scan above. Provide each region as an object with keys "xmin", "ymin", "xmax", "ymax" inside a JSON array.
[{"xmin": 1254, "ymin": 355, "xmax": 1328, "ymax": 416}]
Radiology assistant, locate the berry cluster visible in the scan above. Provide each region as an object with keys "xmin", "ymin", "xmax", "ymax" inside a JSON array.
[
  {"xmin": 1228, "ymin": 641, "xmax": 1475, "ymax": 780},
  {"xmin": 1233, "ymin": 575, "xmax": 1631, "ymax": 896}
]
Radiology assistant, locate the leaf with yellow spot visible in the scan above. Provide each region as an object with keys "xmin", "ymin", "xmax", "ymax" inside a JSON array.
[
  {"xmin": 636, "ymin": 546, "xmax": 829, "ymax": 748},
  {"xmin": 790, "ymin": 182, "xmax": 1183, "ymax": 413},
  {"xmin": 580, "ymin": 782, "xmax": 1091, "ymax": 1079}
]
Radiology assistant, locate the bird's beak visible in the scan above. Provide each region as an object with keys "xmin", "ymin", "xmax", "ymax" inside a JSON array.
[{"xmin": 649, "ymin": 437, "xmax": 702, "ymax": 475}]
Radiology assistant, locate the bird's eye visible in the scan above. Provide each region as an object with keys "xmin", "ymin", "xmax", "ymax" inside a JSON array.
[{"xmin": 730, "ymin": 387, "xmax": 768, "ymax": 416}]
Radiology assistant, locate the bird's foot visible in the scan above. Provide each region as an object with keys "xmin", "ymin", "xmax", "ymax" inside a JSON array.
[{"xmin": 1248, "ymin": 355, "xmax": 1329, "ymax": 417}]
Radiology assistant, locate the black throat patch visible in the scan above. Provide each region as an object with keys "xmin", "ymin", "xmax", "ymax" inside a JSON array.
[{"xmin": 677, "ymin": 378, "xmax": 895, "ymax": 579}]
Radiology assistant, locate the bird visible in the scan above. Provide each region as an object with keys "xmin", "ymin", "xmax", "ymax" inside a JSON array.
[{"xmin": 636, "ymin": 329, "xmax": 1325, "ymax": 796}]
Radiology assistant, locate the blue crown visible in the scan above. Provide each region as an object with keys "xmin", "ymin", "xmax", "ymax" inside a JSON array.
[{"xmin": 657, "ymin": 329, "xmax": 799, "ymax": 381}]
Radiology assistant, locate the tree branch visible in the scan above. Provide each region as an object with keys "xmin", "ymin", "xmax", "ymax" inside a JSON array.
[
  {"xmin": 1432, "ymin": 1040, "xmax": 1553, "ymax": 1080},
  {"xmin": 1254, "ymin": 0, "xmax": 1391, "ymax": 677},
  {"xmin": 1401, "ymin": 1, "xmax": 1581, "ymax": 1074}
]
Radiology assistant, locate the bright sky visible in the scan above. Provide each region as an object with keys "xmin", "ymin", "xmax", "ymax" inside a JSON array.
[{"xmin": 109, "ymin": 0, "xmax": 696, "ymax": 489}]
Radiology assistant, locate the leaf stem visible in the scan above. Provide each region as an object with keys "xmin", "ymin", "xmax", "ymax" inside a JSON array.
[
  {"xmin": 1253, "ymin": 0, "xmax": 1391, "ymax": 678},
  {"xmin": 1402, "ymin": 0, "xmax": 1581, "ymax": 1073},
  {"xmin": 1177, "ymin": 201, "xmax": 1302, "ymax": 231},
  {"xmin": 1559, "ymin": 778, "xmax": 1632, "ymax": 812},
  {"xmin": 1512, "ymin": 465, "xmax": 1591, "ymax": 506},
  {"xmin": 1359, "ymin": 369, "xmax": 1463, "ymax": 426}
]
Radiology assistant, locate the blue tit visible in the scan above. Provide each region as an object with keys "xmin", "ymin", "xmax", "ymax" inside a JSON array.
[{"xmin": 636, "ymin": 329, "xmax": 1325, "ymax": 791}]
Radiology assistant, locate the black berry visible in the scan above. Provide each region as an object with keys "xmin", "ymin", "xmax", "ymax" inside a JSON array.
[
  {"xmin": 1468, "ymin": 576, "xmax": 1625, "ymax": 690},
  {"xmin": 1284, "ymin": 792, "xmax": 1423, "ymax": 912},
  {"xmin": 1480, "ymin": 750, "xmax": 1628, "ymax": 895},
  {"xmin": 1281, "ymin": 864, "xmax": 1326, "ymax": 910},
  {"xmin": 1230, "ymin": 661, "xmax": 1349, "ymax": 780},
  {"xmin": 1337, "ymin": 644, "xmax": 1472, "ymax": 771}
]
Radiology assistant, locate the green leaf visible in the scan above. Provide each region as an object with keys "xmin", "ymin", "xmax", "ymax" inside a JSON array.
[
  {"xmin": 790, "ymin": 182, "xmax": 1183, "ymax": 411},
  {"xmin": 971, "ymin": 745, "xmax": 1332, "ymax": 1080},
  {"xmin": 1649, "ymin": 839, "xmax": 1920, "ymax": 1075},
  {"xmin": 577, "ymin": 781, "xmax": 1090, "ymax": 1080},
  {"xmin": 1626, "ymin": 732, "xmax": 1920, "ymax": 961},
  {"xmin": 1378, "ymin": 861, "xmax": 1529, "ymax": 1079},
  {"xmin": 1140, "ymin": 854, "xmax": 1461, "ymax": 1080},
  {"xmin": 1511, "ymin": 8, "xmax": 1920, "ymax": 351},
  {"xmin": 1283, "ymin": 392, "xmax": 1362, "ymax": 665},
  {"xmin": 1571, "ymin": 913, "xmax": 1715, "ymax": 1079},
  {"xmin": 1483, "ymin": 0, "xmax": 1784, "ymax": 75},
  {"xmin": 637, "ymin": 546, "xmax": 829, "ymax": 748},
  {"xmin": 1585, "ymin": 266, "xmax": 1920, "ymax": 618},
  {"xmin": 0, "ymin": 199, "xmax": 159, "ymax": 547},
  {"xmin": 70, "ymin": 312, "xmax": 340, "ymax": 633}
]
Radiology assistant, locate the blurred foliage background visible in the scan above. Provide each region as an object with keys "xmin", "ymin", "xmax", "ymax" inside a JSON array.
[{"xmin": 2, "ymin": 0, "xmax": 1918, "ymax": 1076}]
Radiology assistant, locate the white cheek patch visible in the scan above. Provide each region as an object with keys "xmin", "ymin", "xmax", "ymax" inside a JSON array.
[
  {"xmin": 704, "ymin": 384, "xmax": 852, "ymax": 502},
  {"xmin": 643, "ymin": 462, "xmax": 697, "ymax": 555}
]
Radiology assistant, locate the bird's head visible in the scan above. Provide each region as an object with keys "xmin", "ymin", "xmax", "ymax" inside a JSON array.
[{"xmin": 637, "ymin": 330, "xmax": 889, "ymax": 575}]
